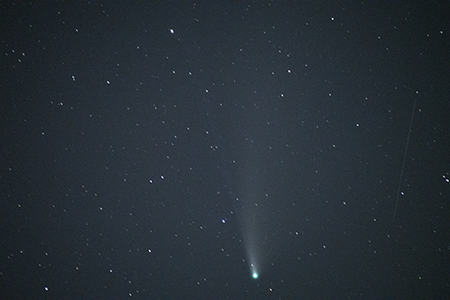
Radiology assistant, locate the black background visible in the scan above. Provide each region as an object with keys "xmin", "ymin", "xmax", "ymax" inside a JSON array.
[{"xmin": 1, "ymin": 2, "xmax": 449, "ymax": 299}]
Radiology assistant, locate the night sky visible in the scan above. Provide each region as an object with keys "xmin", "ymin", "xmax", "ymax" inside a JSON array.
[{"xmin": 1, "ymin": 2, "xmax": 449, "ymax": 299}]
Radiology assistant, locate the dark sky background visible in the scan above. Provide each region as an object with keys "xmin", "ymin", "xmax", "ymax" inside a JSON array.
[{"xmin": 1, "ymin": 2, "xmax": 449, "ymax": 299}]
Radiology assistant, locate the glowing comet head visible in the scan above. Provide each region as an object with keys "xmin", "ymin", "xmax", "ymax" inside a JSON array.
[{"xmin": 250, "ymin": 263, "xmax": 258, "ymax": 279}]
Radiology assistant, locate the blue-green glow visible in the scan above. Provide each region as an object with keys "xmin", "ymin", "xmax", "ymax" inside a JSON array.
[{"xmin": 252, "ymin": 272, "xmax": 258, "ymax": 279}]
